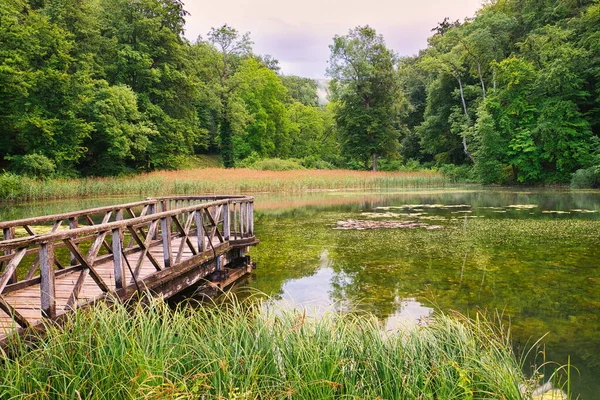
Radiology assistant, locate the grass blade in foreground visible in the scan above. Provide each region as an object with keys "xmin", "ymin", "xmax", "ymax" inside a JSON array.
[{"xmin": 0, "ymin": 297, "xmax": 539, "ymax": 399}]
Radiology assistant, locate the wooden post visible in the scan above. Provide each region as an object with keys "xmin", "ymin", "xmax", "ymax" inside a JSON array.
[
  {"xmin": 112, "ymin": 228, "xmax": 124, "ymax": 289},
  {"xmin": 40, "ymin": 242, "xmax": 56, "ymax": 318},
  {"xmin": 233, "ymin": 203, "xmax": 238, "ymax": 240},
  {"xmin": 223, "ymin": 203, "xmax": 230, "ymax": 241},
  {"xmin": 151, "ymin": 203, "xmax": 159, "ymax": 240},
  {"xmin": 3, "ymin": 227, "xmax": 16, "ymax": 283},
  {"xmin": 249, "ymin": 202, "xmax": 254, "ymax": 236},
  {"xmin": 196, "ymin": 209, "xmax": 204, "ymax": 252},
  {"xmin": 68, "ymin": 217, "xmax": 78, "ymax": 266},
  {"xmin": 240, "ymin": 203, "xmax": 245, "ymax": 238},
  {"xmin": 161, "ymin": 216, "xmax": 172, "ymax": 268},
  {"xmin": 246, "ymin": 202, "xmax": 251, "ymax": 238}
]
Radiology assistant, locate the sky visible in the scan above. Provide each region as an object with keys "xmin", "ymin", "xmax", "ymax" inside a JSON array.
[{"xmin": 183, "ymin": 0, "xmax": 484, "ymax": 79}]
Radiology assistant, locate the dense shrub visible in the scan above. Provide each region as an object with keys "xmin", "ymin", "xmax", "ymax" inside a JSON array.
[
  {"xmin": 0, "ymin": 172, "xmax": 25, "ymax": 200},
  {"xmin": 570, "ymin": 167, "xmax": 600, "ymax": 188},
  {"xmin": 7, "ymin": 153, "xmax": 56, "ymax": 179},
  {"xmin": 300, "ymin": 156, "xmax": 335, "ymax": 170},
  {"xmin": 439, "ymin": 164, "xmax": 474, "ymax": 182},
  {"xmin": 247, "ymin": 158, "xmax": 306, "ymax": 171}
]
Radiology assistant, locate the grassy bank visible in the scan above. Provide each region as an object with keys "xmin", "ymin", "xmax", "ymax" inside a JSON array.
[
  {"xmin": 0, "ymin": 297, "xmax": 537, "ymax": 399},
  {"xmin": 1, "ymin": 169, "xmax": 450, "ymax": 202}
]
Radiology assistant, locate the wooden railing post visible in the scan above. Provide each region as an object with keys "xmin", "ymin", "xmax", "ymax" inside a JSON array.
[
  {"xmin": 40, "ymin": 242, "xmax": 56, "ymax": 318},
  {"xmin": 246, "ymin": 202, "xmax": 251, "ymax": 238},
  {"xmin": 161, "ymin": 216, "xmax": 172, "ymax": 268},
  {"xmin": 233, "ymin": 202, "xmax": 238, "ymax": 240},
  {"xmin": 249, "ymin": 201, "xmax": 254, "ymax": 236},
  {"xmin": 3, "ymin": 227, "xmax": 16, "ymax": 283},
  {"xmin": 223, "ymin": 202, "xmax": 230, "ymax": 241},
  {"xmin": 68, "ymin": 217, "xmax": 78, "ymax": 266},
  {"xmin": 196, "ymin": 209, "xmax": 205, "ymax": 252},
  {"xmin": 112, "ymin": 228, "xmax": 124, "ymax": 289},
  {"xmin": 240, "ymin": 202, "xmax": 245, "ymax": 238}
]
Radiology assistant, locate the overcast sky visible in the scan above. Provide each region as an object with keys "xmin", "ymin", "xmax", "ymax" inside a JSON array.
[{"xmin": 184, "ymin": 0, "xmax": 483, "ymax": 79}]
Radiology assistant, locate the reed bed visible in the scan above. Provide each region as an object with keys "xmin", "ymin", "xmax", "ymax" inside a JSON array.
[
  {"xmin": 5, "ymin": 169, "xmax": 450, "ymax": 202},
  {"xmin": 0, "ymin": 297, "xmax": 531, "ymax": 399}
]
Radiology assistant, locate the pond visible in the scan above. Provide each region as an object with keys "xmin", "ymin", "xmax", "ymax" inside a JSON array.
[
  {"xmin": 244, "ymin": 188, "xmax": 600, "ymax": 399},
  {"xmin": 2, "ymin": 188, "xmax": 599, "ymax": 398}
]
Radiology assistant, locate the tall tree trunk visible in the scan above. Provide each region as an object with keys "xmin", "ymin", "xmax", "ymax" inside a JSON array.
[
  {"xmin": 372, "ymin": 153, "xmax": 377, "ymax": 172},
  {"xmin": 456, "ymin": 75, "xmax": 475, "ymax": 163},
  {"xmin": 220, "ymin": 118, "xmax": 234, "ymax": 168},
  {"xmin": 477, "ymin": 62, "xmax": 486, "ymax": 100}
]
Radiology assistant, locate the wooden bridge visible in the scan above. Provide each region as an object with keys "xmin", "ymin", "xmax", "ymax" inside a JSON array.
[{"xmin": 0, "ymin": 196, "xmax": 258, "ymax": 345}]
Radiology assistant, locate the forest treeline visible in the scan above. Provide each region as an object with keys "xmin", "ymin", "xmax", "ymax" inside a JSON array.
[
  {"xmin": 0, "ymin": 0, "xmax": 338, "ymax": 178},
  {"xmin": 1, "ymin": 0, "xmax": 599, "ymax": 185},
  {"xmin": 400, "ymin": 0, "xmax": 600, "ymax": 185}
]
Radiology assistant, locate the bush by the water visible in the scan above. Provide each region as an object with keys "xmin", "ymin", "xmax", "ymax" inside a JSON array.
[
  {"xmin": 245, "ymin": 158, "xmax": 306, "ymax": 171},
  {"xmin": 0, "ymin": 172, "xmax": 25, "ymax": 200},
  {"xmin": 6, "ymin": 153, "xmax": 56, "ymax": 179},
  {"xmin": 0, "ymin": 296, "xmax": 537, "ymax": 399},
  {"xmin": 570, "ymin": 167, "xmax": 600, "ymax": 188},
  {"xmin": 439, "ymin": 164, "xmax": 475, "ymax": 182}
]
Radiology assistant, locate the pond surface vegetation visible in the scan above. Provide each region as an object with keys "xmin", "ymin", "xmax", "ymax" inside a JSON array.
[
  {"xmin": 2, "ymin": 187, "xmax": 599, "ymax": 398},
  {"xmin": 245, "ymin": 188, "xmax": 600, "ymax": 399}
]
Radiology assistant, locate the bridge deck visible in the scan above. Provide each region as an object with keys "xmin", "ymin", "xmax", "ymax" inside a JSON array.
[
  {"xmin": 0, "ymin": 234, "xmax": 214, "ymax": 337},
  {"xmin": 0, "ymin": 196, "xmax": 257, "ymax": 345}
]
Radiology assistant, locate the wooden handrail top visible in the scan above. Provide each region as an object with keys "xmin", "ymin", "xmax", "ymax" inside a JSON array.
[
  {"xmin": 0, "ymin": 196, "xmax": 254, "ymax": 251},
  {"xmin": 155, "ymin": 195, "xmax": 252, "ymax": 201},
  {"xmin": 0, "ymin": 199, "xmax": 157, "ymax": 229},
  {"xmin": 0, "ymin": 195, "xmax": 254, "ymax": 230}
]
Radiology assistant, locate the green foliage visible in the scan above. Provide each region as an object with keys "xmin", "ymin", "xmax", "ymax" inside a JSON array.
[
  {"xmin": 6, "ymin": 153, "xmax": 56, "ymax": 179},
  {"xmin": 0, "ymin": 172, "xmax": 25, "ymax": 200},
  {"xmin": 328, "ymin": 26, "xmax": 405, "ymax": 171},
  {"xmin": 399, "ymin": 0, "xmax": 600, "ymax": 184},
  {"xmin": 570, "ymin": 167, "xmax": 600, "ymax": 188},
  {"xmin": 439, "ymin": 164, "xmax": 474, "ymax": 182},
  {"xmin": 246, "ymin": 158, "xmax": 305, "ymax": 171},
  {"xmin": 236, "ymin": 58, "xmax": 291, "ymax": 158},
  {"xmin": 80, "ymin": 84, "xmax": 156, "ymax": 176},
  {"xmin": 280, "ymin": 75, "xmax": 319, "ymax": 106}
]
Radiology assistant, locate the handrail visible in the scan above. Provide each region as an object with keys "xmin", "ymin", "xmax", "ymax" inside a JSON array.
[
  {"xmin": 0, "ymin": 195, "xmax": 255, "ymax": 322},
  {"xmin": 0, "ymin": 195, "xmax": 253, "ymax": 233}
]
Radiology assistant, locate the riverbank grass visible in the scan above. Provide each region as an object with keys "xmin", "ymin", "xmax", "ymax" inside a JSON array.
[
  {"xmin": 1, "ymin": 169, "xmax": 450, "ymax": 201},
  {"xmin": 0, "ymin": 297, "xmax": 533, "ymax": 399}
]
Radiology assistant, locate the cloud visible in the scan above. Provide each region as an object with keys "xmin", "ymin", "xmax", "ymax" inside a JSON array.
[{"xmin": 183, "ymin": 0, "xmax": 483, "ymax": 77}]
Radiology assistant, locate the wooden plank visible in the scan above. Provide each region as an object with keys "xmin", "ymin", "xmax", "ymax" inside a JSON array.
[
  {"xmin": 161, "ymin": 217, "xmax": 172, "ymax": 268},
  {"xmin": 63, "ymin": 239, "xmax": 110, "ymax": 293},
  {"xmin": 127, "ymin": 221, "xmax": 162, "ymax": 283},
  {"xmin": 0, "ymin": 248, "xmax": 27, "ymax": 293},
  {"xmin": 2, "ymin": 228, "xmax": 16, "ymax": 284},
  {"xmin": 112, "ymin": 228, "xmax": 124, "ymax": 289},
  {"xmin": 69, "ymin": 217, "xmax": 79, "ymax": 265},
  {"xmin": 0, "ymin": 296, "xmax": 31, "ymax": 328},
  {"xmin": 65, "ymin": 269, "xmax": 89, "ymax": 310}
]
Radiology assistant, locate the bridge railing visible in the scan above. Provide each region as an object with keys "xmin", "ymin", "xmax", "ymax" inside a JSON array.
[{"xmin": 0, "ymin": 196, "xmax": 255, "ymax": 326}]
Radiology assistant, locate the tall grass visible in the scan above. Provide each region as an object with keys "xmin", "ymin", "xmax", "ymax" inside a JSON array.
[
  {"xmin": 0, "ymin": 296, "xmax": 533, "ymax": 399},
  {"xmin": 2, "ymin": 169, "xmax": 451, "ymax": 202}
]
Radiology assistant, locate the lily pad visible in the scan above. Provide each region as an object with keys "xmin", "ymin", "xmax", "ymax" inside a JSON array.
[{"xmin": 334, "ymin": 219, "xmax": 443, "ymax": 230}]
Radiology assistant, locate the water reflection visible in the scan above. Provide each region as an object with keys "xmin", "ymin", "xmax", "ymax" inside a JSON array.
[{"xmin": 247, "ymin": 189, "xmax": 600, "ymax": 399}]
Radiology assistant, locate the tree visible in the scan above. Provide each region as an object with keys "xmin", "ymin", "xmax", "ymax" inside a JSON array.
[
  {"xmin": 235, "ymin": 59, "xmax": 290, "ymax": 159},
  {"xmin": 280, "ymin": 75, "xmax": 319, "ymax": 107},
  {"xmin": 327, "ymin": 26, "xmax": 403, "ymax": 171},
  {"xmin": 205, "ymin": 24, "xmax": 253, "ymax": 167}
]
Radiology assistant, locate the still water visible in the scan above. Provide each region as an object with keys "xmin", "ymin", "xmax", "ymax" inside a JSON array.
[
  {"xmin": 2, "ymin": 188, "xmax": 599, "ymax": 398},
  {"xmin": 244, "ymin": 189, "xmax": 600, "ymax": 399}
]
